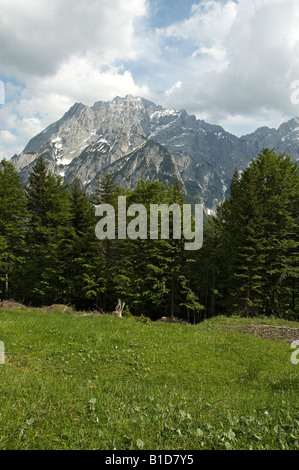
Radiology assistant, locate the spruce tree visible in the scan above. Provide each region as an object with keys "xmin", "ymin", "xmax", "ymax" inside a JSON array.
[
  {"xmin": 94, "ymin": 172, "xmax": 117, "ymax": 205},
  {"xmin": 112, "ymin": 180, "xmax": 203, "ymax": 320},
  {"xmin": 68, "ymin": 178, "xmax": 106, "ymax": 309},
  {"xmin": 22, "ymin": 156, "xmax": 73, "ymax": 305},
  {"xmin": 214, "ymin": 148, "xmax": 299, "ymax": 317},
  {"xmin": 0, "ymin": 160, "xmax": 27, "ymax": 299}
]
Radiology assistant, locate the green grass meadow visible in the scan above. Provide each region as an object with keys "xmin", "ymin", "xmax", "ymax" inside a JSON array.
[{"xmin": 0, "ymin": 309, "xmax": 299, "ymax": 450}]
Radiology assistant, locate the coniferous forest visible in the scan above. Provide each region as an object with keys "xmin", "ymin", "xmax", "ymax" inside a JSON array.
[{"xmin": 0, "ymin": 148, "xmax": 298, "ymax": 322}]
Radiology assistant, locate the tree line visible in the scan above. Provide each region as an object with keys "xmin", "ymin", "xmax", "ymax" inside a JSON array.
[{"xmin": 0, "ymin": 148, "xmax": 298, "ymax": 321}]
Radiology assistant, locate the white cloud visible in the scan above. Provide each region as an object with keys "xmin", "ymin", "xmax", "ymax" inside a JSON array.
[
  {"xmin": 17, "ymin": 118, "xmax": 45, "ymax": 139},
  {"xmin": 34, "ymin": 57, "xmax": 151, "ymax": 105},
  {"xmin": 0, "ymin": 0, "xmax": 147, "ymax": 78},
  {"xmin": 160, "ymin": 0, "xmax": 237, "ymax": 44},
  {"xmin": 0, "ymin": 59, "xmax": 151, "ymax": 156},
  {"xmin": 218, "ymin": 109, "xmax": 288, "ymax": 137},
  {"xmin": 0, "ymin": 0, "xmax": 150, "ymax": 157},
  {"xmin": 165, "ymin": 81, "xmax": 183, "ymax": 97},
  {"xmin": 157, "ymin": 0, "xmax": 299, "ymax": 134},
  {"xmin": 0, "ymin": 130, "xmax": 17, "ymax": 144},
  {"xmin": 1, "ymin": 0, "xmax": 299, "ymax": 157}
]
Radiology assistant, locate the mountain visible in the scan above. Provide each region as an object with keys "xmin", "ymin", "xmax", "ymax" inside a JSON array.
[
  {"xmin": 241, "ymin": 118, "xmax": 299, "ymax": 159},
  {"xmin": 11, "ymin": 95, "xmax": 299, "ymax": 211}
]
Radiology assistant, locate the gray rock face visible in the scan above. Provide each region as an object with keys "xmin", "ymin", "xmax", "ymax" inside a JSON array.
[
  {"xmin": 11, "ymin": 95, "xmax": 299, "ymax": 211},
  {"xmin": 86, "ymin": 139, "xmax": 185, "ymax": 193},
  {"xmin": 240, "ymin": 118, "xmax": 299, "ymax": 161}
]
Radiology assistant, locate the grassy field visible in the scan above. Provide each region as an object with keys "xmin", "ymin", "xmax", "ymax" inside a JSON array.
[{"xmin": 0, "ymin": 308, "xmax": 299, "ymax": 450}]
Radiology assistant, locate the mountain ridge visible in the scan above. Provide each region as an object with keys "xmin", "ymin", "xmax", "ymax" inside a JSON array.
[{"xmin": 11, "ymin": 95, "xmax": 299, "ymax": 210}]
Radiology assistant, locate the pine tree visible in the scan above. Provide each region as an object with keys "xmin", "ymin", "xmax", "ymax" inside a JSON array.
[
  {"xmin": 94, "ymin": 172, "xmax": 117, "ymax": 205},
  {"xmin": 214, "ymin": 148, "xmax": 299, "ymax": 317},
  {"xmin": 22, "ymin": 156, "xmax": 73, "ymax": 305},
  {"xmin": 192, "ymin": 217, "xmax": 221, "ymax": 319},
  {"xmin": 25, "ymin": 155, "xmax": 49, "ymax": 220},
  {"xmin": 67, "ymin": 178, "xmax": 106, "ymax": 309},
  {"xmin": 93, "ymin": 173, "xmax": 124, "ymax": 311},
  {"xmin": 112, "ymin": 180, "xmax": 204, "ymax": 320},
  {"xmin": 0, "ymin": 160, "xmax": 27, "ymax": 299},
  {"xmin": 111, "ymin": 181, "xmax": 169, "ymax": 315}
]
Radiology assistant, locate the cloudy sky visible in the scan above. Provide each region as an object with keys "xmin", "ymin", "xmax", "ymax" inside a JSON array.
[{"xmin": 1, "ymin": 0, "xmax": 299, "ymax": 159}]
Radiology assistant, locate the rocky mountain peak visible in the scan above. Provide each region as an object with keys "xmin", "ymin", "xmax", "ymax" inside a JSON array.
[{"xmin": 11, "ymin": 97, "xmax": 299, "ymax": 211}]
